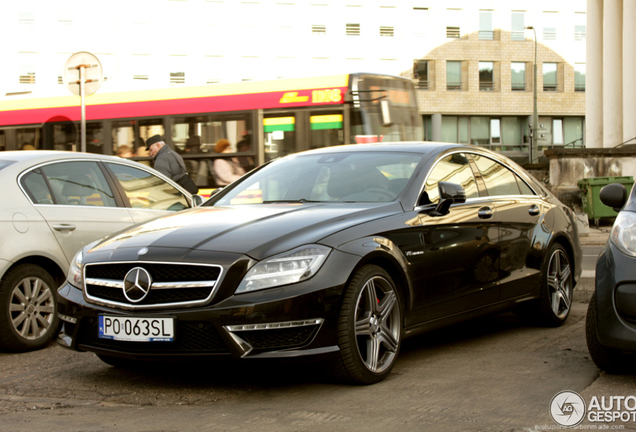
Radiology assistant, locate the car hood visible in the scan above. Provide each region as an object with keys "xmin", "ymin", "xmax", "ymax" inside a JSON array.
[{"xmin": 91, "ymin": 203, "xmax": 403, "ymax": 260}]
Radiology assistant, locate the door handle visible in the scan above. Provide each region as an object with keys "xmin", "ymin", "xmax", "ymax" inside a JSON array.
[
  {"xmin": 53, "ymin": 224, "xmax": 76, "ymax": 232},
  {"xmin": 478, "ymin": 207, "xmax": 493, "ymax": 219},
  {"xmin": 528, "ymin": 205, "xmax": 540, "ymax": 216}
]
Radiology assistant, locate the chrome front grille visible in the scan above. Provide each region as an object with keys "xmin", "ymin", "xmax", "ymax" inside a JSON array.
[{"xmin": 84, "ymin": 262, "xmax": 223, "ymax": 310}]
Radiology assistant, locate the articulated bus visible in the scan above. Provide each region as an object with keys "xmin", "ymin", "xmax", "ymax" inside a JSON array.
[{"xmin": 0, "ymin": 73, "xmax": 423, "ymax": 190}]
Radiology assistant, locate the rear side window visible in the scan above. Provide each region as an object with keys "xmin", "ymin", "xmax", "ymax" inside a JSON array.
[
  {"xmin": 21, "ymin": 170, "xmax": 53, "ymax": 204},
  {"xmin": 424, "ymin": 153, "xmax": 479, "ymax": 204},
  {"xmin": 471, "ymin": 154, "xmax": 534, "ymax": 196}
]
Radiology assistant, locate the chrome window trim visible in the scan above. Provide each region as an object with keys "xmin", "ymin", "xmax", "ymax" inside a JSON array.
[{"xmin": 413, "ymin": 148, "xmax": 541, "ymax": 210}]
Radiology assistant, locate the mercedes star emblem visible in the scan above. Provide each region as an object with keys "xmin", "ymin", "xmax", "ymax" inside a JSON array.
[{"xmin": 123, "ymin": 267, "xmax": 152, "ymax": 303}]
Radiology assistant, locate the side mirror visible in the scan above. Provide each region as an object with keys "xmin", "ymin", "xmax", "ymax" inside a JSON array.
[
  {"xmin": 599, "ymin": 183, "xmax": 627, "ymax": 212},
  {"xmin": 192, "ymin": 194, "xmax": 205, "ymax": 207},
  {"xmin": 429, "ymin": 182, "xmax": 466, "ymax": 217}
]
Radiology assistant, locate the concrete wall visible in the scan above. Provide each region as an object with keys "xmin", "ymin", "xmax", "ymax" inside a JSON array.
[{"xmin": 545, "ymin": 148, "xmax": 636, "ymax": 212}]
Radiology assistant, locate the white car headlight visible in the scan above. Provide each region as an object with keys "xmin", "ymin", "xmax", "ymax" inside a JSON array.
[
  {"xmin": 67, "ymin": 249, "xmax": 84, "ymax": 289},
  {"xmin": 610, "ymin": 211, "xmax": 636, "ymax": 257},
  {"xmin": 236, "ymin": 245, "xmax": 331, "ymax": 294}
]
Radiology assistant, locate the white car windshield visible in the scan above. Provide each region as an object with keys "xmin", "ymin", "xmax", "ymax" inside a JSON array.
[{"xmin": 213, "ymin": 152, "xmax": 423, "ymax": 205}]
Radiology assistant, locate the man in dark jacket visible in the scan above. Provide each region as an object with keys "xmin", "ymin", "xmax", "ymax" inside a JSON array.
[{"xmin": 146, "ymin": 135, "xmax": 198, "ymax": 194}]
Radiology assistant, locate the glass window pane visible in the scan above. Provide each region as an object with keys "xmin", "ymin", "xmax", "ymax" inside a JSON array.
[
  {"xmin": 575, "ymin": 63, "xmax": 585, "ymax": 92},
  {"xmin": 42, "ymin": 161, "xmax": 117, "ymax": 207},
  {"xmin": 459, "ymin": 117, "xmax": 469, "ymax": 143},
  {"xmin": 441, "ymin": 116, "xmax": 458, "ymax": 143},
  {"xmin": 479, "ymin": 62, "xmax": 494, "ymax": 91},
  {"xmin": 479, "ymin": 11, "xmax": 493, "ymax": 40},
  {"xmin": 310, "ymin": 111, "xmax": 344, "ymax": 150},
  {"xmin": 447, "ymin": 61, "xmax": 461, "ymax": 90},
  {"xmin": 470, "ymin": 117, "xmax": 490, "ymax": 145},
  {"xmin": 21, "ymin": 170, "xmax": 53, "ymax": 204},
  {"xmin": 264, "ymin": 115, "xmax": 297, "ymax": 162},
  {"xmin": 472, "ymin": 155, "xmax": 521, "ymax": 196},
  {"xmin": 553, "ymin": 119, "xmax": 564, "ymax": 145},
  {"xmin": 502, "ymin": 117, "xmax": 522, "ymax": 150},
  {"xmin": 543, "ymin": 63, "xmax": 558, "ymax": 91},
  {"xmin": 425, "ymin": 154, "xmax": 479, "ymax": 204},
  {"xmin": 490, "ymin": 119, "xmax": 501, "ymax": 144},
  {"xmin": 107, "ymin": 163, "xmax": 189, "ymax": 211},
  {"xmin": 564, "ymin": 117, "xmax": 584, "ymax": 147},
  {"xmin": 511, "ymin": 12, "xmax": 525, "ymax": 41},
  {"xmin": 511, "ymin": 62, "xmax": 526, "ymax": 91}
]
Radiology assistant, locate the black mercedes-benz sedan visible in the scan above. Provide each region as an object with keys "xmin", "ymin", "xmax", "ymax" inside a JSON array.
[{"xmin": 57, "ymin": 142, "xmax": 582, "ymax": 384}]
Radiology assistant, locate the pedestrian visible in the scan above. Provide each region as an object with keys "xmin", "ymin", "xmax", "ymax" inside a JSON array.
[
  {"xmin": 213, "ymin": 139, "xmax": 245, "ymax": 186},
  {"xmin": 146, "ymin": 134, "xmax": 198, "ymax": 194}
]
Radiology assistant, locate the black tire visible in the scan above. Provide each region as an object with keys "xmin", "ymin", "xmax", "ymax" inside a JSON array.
[
  {"xmin": 0, "ymin": 264, "xmax": 59, "ymax": 352},
  {"xmin": 535, "ymin": 243, "xmax": 573, "ymax": 327},
  {"xmin": 328, "ymin": 265, "xmax": 403, "ymax": 385},
  {"xmin": 585, "ymin": 293, "xmax": 635, "ymax": 373}
]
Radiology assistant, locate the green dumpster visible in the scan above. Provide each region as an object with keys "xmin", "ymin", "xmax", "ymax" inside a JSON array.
[{"xmin": 578, "ymin": 176, "xmax": 634, "ymax": 226}]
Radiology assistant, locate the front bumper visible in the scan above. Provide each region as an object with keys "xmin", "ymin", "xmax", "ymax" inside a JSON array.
[
  {"xmin": 593, "ymin": 242, "xmax": 636, "ymax": 352},
  {"xmin": 56, "ymin": 248, "xmax": 359, "ymax": 362}
]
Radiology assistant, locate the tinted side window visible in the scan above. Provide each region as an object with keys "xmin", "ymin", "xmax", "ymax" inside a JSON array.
[
  {"xmin": 471, "ymin": 155, "xmax": 522, "ymax": 196},
  {"xmin": 41, "ymin": 161, "xmax": 117, "ymax": 207},
  {"xmin": 107, "ymin": 163, "xmax": 190, "ymax": 211},
  {"xmin": 425, "ymin": 154, "xmax": 479, "ymax": 204},
  {"xmin": 21, "ymin": 170, "xmax": 53, "ymax": 204}
]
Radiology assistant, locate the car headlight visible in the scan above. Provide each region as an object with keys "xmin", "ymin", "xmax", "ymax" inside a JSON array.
[
  {"xmin": 236, "ymin": 245, "xmax": 331, "ymax": 294},
  {"xmin": 610, "ymin": 211, "xmax": 636, "ymax": 257},
  {"xmin": 67, "ymin": 249, "xmax": 84, "ymax": 289}
]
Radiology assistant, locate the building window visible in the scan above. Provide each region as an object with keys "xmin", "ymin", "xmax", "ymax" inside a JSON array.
[
  {"xmin": 170, "ymin": 72, "xmax": 185, "ymax": 85},
  {"xmin": 511, "ymin": 62, "xmax": 526, "ymax": 91},
  {"xmin": 543, "ymin": 12, "xmax": 559, "ymax": 41},
  {"xmin": 380, "ymin": 26, "xmax": 394, "ymax": 37},
  {"xmin": 574, "ymin": 12, "xmax": 586, "ymax": 41},
  {"xmin": 543, "ymin": 62, "xmax": 558, "ymax": 91},
  {"xmin": 414, "ymin": 59, "xmax": 429, "ymax": 89},
  {"xmin": 19, "ymin": 12, "xmax": 35, "ymax": 28},
  {"xmin": 511, "ymin": 11, "xmax": 525, "ymax": 41},
  {"xmin": 412, "ymin": 7, "xmax": 428, "ymax": 37},
  {"xmin": 447, "ymin": 61, "xmax": 462, "ymax": 90},
  {"xmin": 19, "ymin": 54, "xmax": 36, "ymax": 84},
  {"xmin": 552, "ymin": 119, "xmax": 564, "ymax": 145},
  {"xmin": 346, "ymin": 23, "xmax": 360, "ymax": 36},
  {"xmin": 312, "ymin": 24, "xmax": 326, "ymax": 35},
  {"xmin": 575, "ymin": 63, "xmax": 585, "ymax": 92},
  {"xmin": 479, "ymin": 10, "xmax": 494, "ymax": 40},
  {"xmin": 446, "ymin": 26, "xmax": 460, "ymax": 38},
  {"xmin": 479, "ymin": 62, "xmax": 494, "ymax": 91},
  {"xmin": 490, "ymin": 119, "xmax": 501, "ymax": 146}
]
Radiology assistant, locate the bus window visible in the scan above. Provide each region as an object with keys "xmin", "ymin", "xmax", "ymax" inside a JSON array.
[
  {"xmin": 0, "ymin": 131, "xmax": 5, "ymax": 151},
  {"xmin": 112, "ymin": 119, "xmax": 163, "ymax": 157},
  {"xmin": 264, "ymin": 115, "xmax": 296, "ymax": 162},
  {"xmin": 16, "ymin": 127, "xmax": 41, "ymax": 150},
  {"xmin": 309, "ymin": 112, "xmax": 344, "ymax": 149}
]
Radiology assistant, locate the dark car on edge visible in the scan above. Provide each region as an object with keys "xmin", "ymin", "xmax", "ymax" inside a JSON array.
[
  {"xmin": 57, "ymin": 142, "xmax": 582, "ymax": 384},
  {"xmin": 586, "ymin": 182, "xmax": 636, "ymax": 373}
]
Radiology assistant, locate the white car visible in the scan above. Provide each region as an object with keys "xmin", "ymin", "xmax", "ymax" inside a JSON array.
[{"xmin": 0, "ymin": 151, "xmax": 201, "ymax": 352}]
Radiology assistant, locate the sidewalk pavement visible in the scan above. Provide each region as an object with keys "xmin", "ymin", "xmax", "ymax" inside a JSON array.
[{"xmin": 575, "ymin": 225, "xmax": 611, "ymax": 302}]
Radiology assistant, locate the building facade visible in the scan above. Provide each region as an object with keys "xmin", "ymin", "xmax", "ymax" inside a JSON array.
[{"xmin": 1, "ymin": 0, "xmax": 586, "ymax": 162}]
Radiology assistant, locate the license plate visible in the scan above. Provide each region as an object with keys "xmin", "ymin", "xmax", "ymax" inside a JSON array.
[{"xmin": 98, "ymin": 316, "xmax": 174, "ymax": 342}]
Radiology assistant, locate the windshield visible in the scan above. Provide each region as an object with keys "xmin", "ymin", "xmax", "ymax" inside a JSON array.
[{"xmin": 211, "ymin": 151, "xmax": 423, "ymax": 205}]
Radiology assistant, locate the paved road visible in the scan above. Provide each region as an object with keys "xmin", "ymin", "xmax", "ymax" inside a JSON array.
[{"xmin": 0, "ymin": 299, "xmax": 634, "ymax": 432}]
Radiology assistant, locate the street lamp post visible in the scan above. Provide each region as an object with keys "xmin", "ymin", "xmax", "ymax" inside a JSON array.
[{"xmin": 525, "ymin": 26, "xmax": 538, "ymax": 164}]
